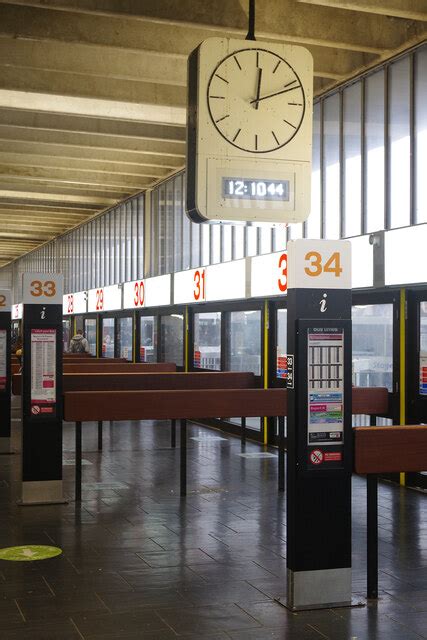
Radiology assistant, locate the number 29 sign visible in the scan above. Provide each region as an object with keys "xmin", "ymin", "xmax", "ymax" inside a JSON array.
[{"xmin": 22, "ymin": 273, "xmax": 63, "ymax": 305}]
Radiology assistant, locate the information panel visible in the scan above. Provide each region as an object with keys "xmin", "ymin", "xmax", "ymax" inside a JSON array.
[
  {"xmin": 30, "ymin": 329, "xmax": 56, "ymax": 415},
  {"xmin": 0, "ymin": 329, "xmax": 6, "ymax": 390},
  {"xmin": 420, "ymin": 353, "xmax": 427, "ymax": 395}
]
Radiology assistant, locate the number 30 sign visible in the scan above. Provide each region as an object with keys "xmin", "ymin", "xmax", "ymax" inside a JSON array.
[{"xmin": 22, "ymin": 273, "xmax": 63, "ymax": 305}]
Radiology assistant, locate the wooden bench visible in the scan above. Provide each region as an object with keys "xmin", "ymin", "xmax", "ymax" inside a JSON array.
[
  {"xmin": 354, "ymin": 424, "xmax": 427, "ymax": 600},
  {"xmin": 64, "ymin": 388, "xmax": 287, "ymax": 500}
]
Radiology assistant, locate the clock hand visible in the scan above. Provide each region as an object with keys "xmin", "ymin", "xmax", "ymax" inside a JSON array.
[
  {"xmin": 254, "ymin": 67, "xmax": 263, "ymax": 110},
  {"xmin": 250, "ymin": 84, "xmax": 300, "ymax": 106}
]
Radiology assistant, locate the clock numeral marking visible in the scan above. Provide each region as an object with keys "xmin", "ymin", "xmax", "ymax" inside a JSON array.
[
  {"xmin": 210, "ymin": 95, "xmax": 225, "ymax": 99},
  {"xmin": 232, "ymin": 128, "xmax": 241, "ymax": 142},
  {"xmin": 255, "ymin": 134, "xmax": 258, "ymax": 151},
  {"xmin": 272, "ymin": 131, "xmax": 280, "ymax": 146},
  {"xmin": 215, "ymin": 114, "xmax": 230, "ymax": 124},
  {"xmin": 284, "ymin": 79, "xmax": 299, "ymax": 89},
  {"xmin": 256, "ymin": 51, "xmax": 259, "ymax": 66},
  {"xmin": 273, "ymin": 60, "xmax": 281, "ymax": 74},
  {"xmin": 234, "ymin": 55, "xmax": 242, "ymax": 70},
  {"xmin": 283, "ymin": 118, "xmax": 297, "ymax": 130},
  {"xmin": 215, "ymin": 73, "xmax": 229, "ymax": 84},
  {"xmin": 288, "ymin": 102, "xmax": 303, "ymax": 106}
]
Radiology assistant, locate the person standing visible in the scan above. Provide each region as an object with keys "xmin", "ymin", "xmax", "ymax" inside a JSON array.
[{"xmin": 69, "ymin": 329, "xmax": 90, "ymax": 354}]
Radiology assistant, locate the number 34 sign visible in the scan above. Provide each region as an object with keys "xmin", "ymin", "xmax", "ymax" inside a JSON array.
[
  {"xmin": 23, "ymin": 273, "xmax": 63, "ymax": 305},
  {"xmin": 287, "ymin": 239, "xmax": 351, "ymax": 290}
]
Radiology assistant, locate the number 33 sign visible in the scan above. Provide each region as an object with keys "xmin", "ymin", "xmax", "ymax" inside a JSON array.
[
  {"xmin": 287, "ymin": 239, "xmax": 351, "ymax": 290},
  {"xmin": 23, "ymin": 273, "xmax": 63, "ymax": 305}
]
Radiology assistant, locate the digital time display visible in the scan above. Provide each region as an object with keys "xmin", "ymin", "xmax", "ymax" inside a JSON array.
[{"xmin": 222, "ymin": 178, "xmax": 290, "ymax": 201}]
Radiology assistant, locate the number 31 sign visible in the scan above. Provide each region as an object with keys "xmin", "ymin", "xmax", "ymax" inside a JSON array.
[{"xmin": 22, "ymin": 273, "xmax": 63, "ymax": 305}]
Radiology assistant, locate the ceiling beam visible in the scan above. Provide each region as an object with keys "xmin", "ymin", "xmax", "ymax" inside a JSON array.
[
  {"xmin": 296, "ymin": 0, "xmax": 427, "ymax": 22},
  {"xmin": 0, "ymin": 165, "xmax": 155, "ymax": 189},
  {"xmin": 0, "ymin": 189, "xmax": 118, "ymax": 205},
  {"xmin": 2, "ymin": 0, "xmax": 424, "ymax": 53}
]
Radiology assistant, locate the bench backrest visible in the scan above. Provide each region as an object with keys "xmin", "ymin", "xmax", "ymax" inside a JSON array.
[
  {"xmin": 63, "ymin": 388, "xmax": 286, "ymax": 422},
  {"xmin": 354, "ymin": 425, "xmax": 427, "ymax": 473},
  {"xmin": 62, "ymin": 363, "xmax": 177, "ymax": 374}
]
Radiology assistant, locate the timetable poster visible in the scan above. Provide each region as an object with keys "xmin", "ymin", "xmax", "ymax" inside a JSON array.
[
  {"xmin": 0, "ymin": 329, "xmax": 6, "ymax": 390},
  {"xmin": 30, "ymin": 329, "xmax": 56, "ymax": 415},
  {"xmin": 420, "ymin": 353, "xmax": 427, "ymax": 395},
  {"xmin": 307, "ymin": 328, "xmax": 344, "ymax": 445}
]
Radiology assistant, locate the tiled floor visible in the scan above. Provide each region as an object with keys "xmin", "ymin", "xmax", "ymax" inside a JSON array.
[{"xmin": 0, "ymin": 419, "xmax": 426, "ymax": 639}]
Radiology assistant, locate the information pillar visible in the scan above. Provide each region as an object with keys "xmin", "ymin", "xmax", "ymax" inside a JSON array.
[
  {"xmin": 286, "ymin": 239, "xmax": 352, "ymax": 610},
  {"xmin": 0, "ymin": 290, "xmax": 12, "ymax": 453},
  {"xmin": 20, "ymin": 273, "xmax": 64, "ymax": 505}
]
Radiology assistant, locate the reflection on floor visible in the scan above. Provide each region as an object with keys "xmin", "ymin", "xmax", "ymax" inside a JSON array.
[{"xmin": 0, "ymin": 420, "xmax": 426, "ymax": 639}]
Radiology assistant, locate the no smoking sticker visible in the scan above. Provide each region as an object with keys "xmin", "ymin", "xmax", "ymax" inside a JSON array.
[
  {"xmin": 309, "ymin": 449, "xmax": 324, "ymax": 465},
  {"xmin": 31, "ymin": 405, "xmax": 40, "ymax": 415}
]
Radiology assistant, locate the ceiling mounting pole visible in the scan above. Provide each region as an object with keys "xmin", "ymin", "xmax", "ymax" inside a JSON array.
[{"xmin": 245, "ymin": 0, "xmax": 256, "ymax": 41}]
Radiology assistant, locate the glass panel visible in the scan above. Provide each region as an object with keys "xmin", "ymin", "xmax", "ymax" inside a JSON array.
[
  {"xmin": 415, "ymin": 46, "xmax": 427, "ymax": 224},
  {"xmin": 227, "ymin": 310, "xmax": 261, "ymax": 375},
  {"xmin": 323, "ymin": 94, "xmax": 341, "ymax": 239},
  {"xmin": 365, "ymin": 70, "xmax": 385, "ymax": 232},
  {"xmin": 160, "ymin": 314, "xmax": 184, "ymax": 366},
  {"xmin": 232, "ymin": 225, "xmax": 244, "ymax": 259},
  {"xmin": 165, "ymin": 181, "xmax": 174, "ymax": 273},
  {"xmin": 201, "ymin": 223, "xmax": 210, "ymax": 266},
  {"xmin": 221, "ymin": 224, "xmax": 232, "ymax": 262},
  {"xmin": 191, "ymin": 220, "xmax": 200, "ymax": 267},
  {"xmin": 389, "ymin": 57, "xmax": 410, "ymax": 229},
  {"xmin": 131, "ymin": 200, "xmax": 137, "ymax": 280},
  {"xmin": 419, "ymin": 301, "xmax": 427, "ymax": 395},
  {"xmin": 352, "ymin": 304, "xmax": 393, "ymax": 391},
  {"xmin": 343, "ymin": 83, "xmax": 362, "ymax": 237},
  {"xmin": 150, "ymin": 190, "xmax": 158, "ymax": 277},
  {"xmin": 182, "ymin": 183, "xmax": 191, "ymax": 270},
  {"xmin": 288, "ymin": 223, "xmax": 303, "ymax": 239},
  {"xmin": 62, "ymin": 319, "xmax": 71, "ymax": 353},
  {"xmin": 259, "ymin": 224, "xmax": 272, "ymax": 254},
  {"xmin": 210, "ymin": 224, "xmax": 221, "ymax": 264},
  {"xmin": 194, "ymin": 312, "xmax": 221, "ymax": 370},
  {"xmin": 118, "ymin": 316, "xmax": 133, "ymax": 361},
  {"xmin": 115, "ymin": 208, "xmax": 121, "ymax": 284},
  {"xmin": 105, "ymin": 213, "xmax": 111, "ymax": 286},
  {"xmin": 100, "ymin": 216, "xmax": 105, "ymax": 287},
  {"xmin": 276, "ymin": 308, "xmax": 288, "ymax": 379},
  {"xmin": 246, "ymin": 226, "xmax": 257, "ymax": 256},
  {"xmin": 137, "ymin": 196, "xmax": 144, "ymax": 278},
  {"xmin": 174, "ymin": 175, "xmax": 183, "ymax": 271},
  {"xmin": 84, "ymin": 318, "xmax": 97, "ymax": 356},
  {"xmin": 121, "ymin": 204, "xmax": 126, "ymax": 283},
  {"xmin": 126, "ymin": 203, "xmax": 132, "ymax": 282},
  {"xmin": 273, "ymin": 224, "xmax": 287, "ymax": 251},
  {"xmin": 102, "ymin": 318, "xmax": 115, "ymax": 358},
  {"xmin": 158, "ymin": 186, "xmax": 166, "ymax": 274},
  {"xmin": 140, "ymin": 315, "xmax": 157, "ymax": 363}
]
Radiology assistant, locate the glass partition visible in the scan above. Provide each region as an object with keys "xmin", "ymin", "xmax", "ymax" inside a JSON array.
[
  {"xmin": 352, "ymin": 304, "xmax": 393, "ymax": 390},
  {"xmin": 102, "ymin": 318, "xmax": 115, "ymax": 358},
  {"xmin": 118, "ymin": 316, "xmax": 133, "ymax": 361},
  {"xmin": 227, "ymin": 310, "xmax": 261, "ymax": 375},
  {"xmin": 63, "ymin": 319, "xmax": 71, "ymax": 353},
  {"xmin": 194, "ymin": 312, "xmax": 221, "ymax": 370},
  {"xmin": 85, "ymin": 318, "xmax": 97, "ymax": 356},
  {"xmin": 276, "ymin": 308, "xmax": 287, "ymax": 379},
  {"xmin": 140, "ymin": 316, "xmax": 157, "ymax": 362},
  {"xmin": 419, "ymin": 301, "xmax": 427, "ymax": 395},
  {"xmin": 160, "ymin": 314, "xmax": 184, "ymax": 366}
]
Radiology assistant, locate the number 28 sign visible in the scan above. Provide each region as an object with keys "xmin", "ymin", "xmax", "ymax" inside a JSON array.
[{"xmin": 22, "ymin": 273, "xmax": 63, "ymax": 305}]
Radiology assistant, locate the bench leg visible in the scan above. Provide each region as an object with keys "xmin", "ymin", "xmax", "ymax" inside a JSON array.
[
  {"xmin": 97, "ymin": 421, "xmax": 103, "ymax": 451},
  {"xmin": 367, "ymin": 473, "xmax": 378, "ymax": 599},
  {"xmin": 241, "ymin": 417, "xmax": 246, "ymax": 447},
  {"xmin": 171, "ymin": 419, "xmax": 176, "ymax": 448},
  {"xmin": 180, "ymin": 418, "xmax": 187, "ymax": 497},
  {"xmin": 278, "ymin": 416, "xmax": 285, "ymax": 492},
  {"xmin": 75, "ymin": 421, "xmax": 82, "ymax": 502}
]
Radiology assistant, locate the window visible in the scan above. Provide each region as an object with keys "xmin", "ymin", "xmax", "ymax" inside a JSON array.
[
  {"xmin": 201, "ymin": 223, "xmax": 210, "ymax": 266},
  {"xmin": 137, "ymin": 196, "xmax": 144, "ymax": 278},
  {"xmin": 191, "ymin": 220, "xmax": 200, "ymax": 268},
  {"xmin": 165, "ymin": 181, "xmax": 174, "ymax": 273},
  {"xmin": 118, "ymin": 317, "xmax": 133, "ymax": 361},
  {"xmin": 140, "ymin": 316, "xmax": 157, "ymax": 362},
  {"xmin": 102, "ymin": 318, "xmax": 115, "ymax": 358},
  {"xmin": 84, "ymin": 318, "xmax": 97, "ymax": 356},
  {"xmin": 232, "ymin": 226, "xmax": 244, "ymax": 259},
  {"xmin": 158, "ymin": 186, "xmax": 166, "ymax": 274},
  {"xmin": 221, "ymin": 224, "xmax": 232, "ymax": 262},
  {"xmin": 194, "ymin": 312, "xmax": 221, "ymax": 370},
  {"xmin": 126, "ymin": 203, "xmax": 132, "ymax": 282},
  {"xmin": 210, "ymin": 224, "xmax": 221, "ymax": 264},
  {"xmin": 276, "ymin": 308, "xmax": 287, "ymax": 379},
  {"xmin": 389, "ymin": 57, "xmax": 410, "ymax": 229},
  {"xmin": 343, "ymin": 83, "xmax": 362, "ymax": 237},
  {"xmin": 415, "ymin": 46, "xmax": 427, "ymax": 224},
  {"xmin": 226, "ymin": 310, "xmax": 261, "ymax": 376},
  {"xmin": 365, "ymin": 70, "xmax": 385, "ymax": 233},
  {"xmin": 352, "ymin": 304, "xmax": 393, "ymax": 391},
  {"xmin": 160, "ymin": 314, "xmax": 184, "ymax": 366},
  {"xmin": 174, "ymin": 175, "xmax": 183, "ymax": 271},
  {"xmin": 323, "ymin": 94, "xmax": 341, "ymax": 239}
]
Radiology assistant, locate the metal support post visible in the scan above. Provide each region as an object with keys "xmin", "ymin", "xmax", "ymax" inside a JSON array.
[
  {"xmin": 171, "ymin": 419, "xmax": 176, "ymax": 448},
  {"xmin": 278, "ymin": 416, "xmax": 285, "ymax": 492},
  {"xmin": 97, "ymin": 421, "xmax": 103, "ymax": 451},
  {"xmin": 75, "ymin": 421, "xmax": 82, "ymax": 502},
  {"xmin": 180, "ymin": 419, "xmax": 187, "ymax": 497},
  {"xmin": 241, "ymin": 417, "xmax": 246, "ymax": 447}
]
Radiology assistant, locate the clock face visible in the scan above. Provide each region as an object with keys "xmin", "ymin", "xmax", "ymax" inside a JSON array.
[{"xmin": 207, "ymin": 48, "xmax": 306, "ymax": 154}]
